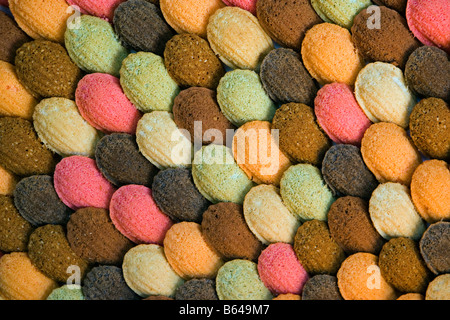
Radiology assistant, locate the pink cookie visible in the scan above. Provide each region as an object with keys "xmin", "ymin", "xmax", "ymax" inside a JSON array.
[
  {"xmin": 54, "ymin": 155, "xmax": 116, "ymax": 210},
  {"xmin": 315, "ymin": 83, "xmax": 372, "ymax": 146},
  {"xmin": 406, "ymin": 0, "xmax": 450, "ymax": 54},
  {"xmin": 257, "ymin": 242, "xmax": 309, "ymax": 295},
  {"xmin": 75, "ymin": 73, "xmax": 142, "ymax": 134},
  {"xmin": 222, "ymin": 0, "xmax": 257, "ymax": 15},
  {"xmin": 66, "ymin": 0, "xmax": 126, "ymax": 22},
  {"xmin": 109, "ymin": 184, "xmax": 174, "ymax": 245}
]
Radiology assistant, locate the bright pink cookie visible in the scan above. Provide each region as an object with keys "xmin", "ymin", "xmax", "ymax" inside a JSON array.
[
  {"xmin": 406, "ymin": 0, "xmax": 450, "ymax": 54},
  {"xmin": 109, "ymin": 185, "xmax": 174, "ymax": 245},
  {"xmin": 257, "ymin": 242, "xmax": 309, "ymax": 295},
  {"xmin": 54, "ymin": 156, "xmax": 116, "ymax": 210},
  {"xmin": 222, "ymin": 0, "xmax": 257, "ymax": 15},
  {"xmin": 315, "ymin": 83, "xmax": 372, "ymax": 146},
  {"xmin": 75, "ymin": 73, "xmax": 142, "ymax": 134},
  {"xmin": 66, "ymin": 0, "xmax": 126, "ymax": 22}
]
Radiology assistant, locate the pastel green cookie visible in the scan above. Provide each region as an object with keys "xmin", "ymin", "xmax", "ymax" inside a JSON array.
[
  {"xmin": 192, "ymin": 144, "xmax": 255, "ymax": 204},
  {"xmin": 217, "ymin": 69, "xmax": 276, "ymax": 127},
  {"xmin": 120, "ymin": 52, "xmax": 180, "ymax": 113},
  {"xmin": 216, "ymin": 259, "xmax": 273, "ymax": 300},
  {"xmin": 47, "ymin": 285, "xmax": 84, "ymax": 300},
  {"xmin": 280, "ymin": 163, "xmax": 336, "ymax": 221},
  {"xmin": 65, "ymin": 15, "xmax": 129, "ymax": 77}
]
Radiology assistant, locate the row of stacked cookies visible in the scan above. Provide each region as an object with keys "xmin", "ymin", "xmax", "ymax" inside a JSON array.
[{"xmin": 0, "ymin": 0, "xmax": 449, "ymax": 300}]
